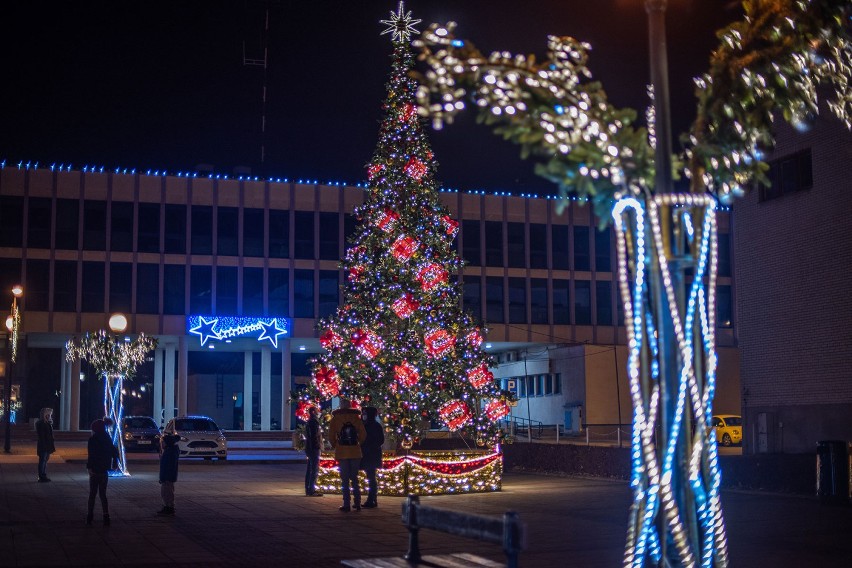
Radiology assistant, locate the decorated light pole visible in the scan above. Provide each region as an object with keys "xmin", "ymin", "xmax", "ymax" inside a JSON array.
[
  {"xmin": 414, "ymin": 1, "xmax": 850, "ymax": 565},
  {"xmin": 66, "ymin": 314, "xmax": 157, "ymax": 476},
  {"xmin": 3, "ymin": 284, "xmax": 23, "ymax": 454}
]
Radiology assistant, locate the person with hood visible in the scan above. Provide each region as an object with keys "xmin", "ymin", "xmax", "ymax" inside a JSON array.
[
  {"xmin": 360, "ymin": 406, "xmax": 385, "ymax": 509},
  {"xmin": 328, "ymin": 399, "xmax": 366, "ymax": 512},
  {"xmin": 86, "ymin": 419, "xmax": 119, "ymax": 526},
  {"xmin": 36, "ymin": 407, "xmax": 56, "ymax": 482},
  {"xmin": 303, "ymin": 406, "xmax": 323, "ymax": 497},
  {"xmin": 157, "ymin": 434, "xmax": 180, "ymax": 516}
]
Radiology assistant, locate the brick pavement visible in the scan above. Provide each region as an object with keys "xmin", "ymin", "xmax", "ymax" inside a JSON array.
[{"xmin": 1, "ymin": 444, "xmax": 851, "ymax": 567}]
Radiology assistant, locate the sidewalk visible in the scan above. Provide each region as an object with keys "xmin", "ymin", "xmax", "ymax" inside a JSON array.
[{"xmin": 1, "ymin": 446, "xmax": 851, "ymax": 567}]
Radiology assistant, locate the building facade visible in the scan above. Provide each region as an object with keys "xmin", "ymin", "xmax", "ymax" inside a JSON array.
[
  {"xmin": 733, "ymin": 109, "xmax": 852, "ymax": 454},
  {"xmin": 0, "ymin": 165, "xmax": 739, "ymax": 432}
]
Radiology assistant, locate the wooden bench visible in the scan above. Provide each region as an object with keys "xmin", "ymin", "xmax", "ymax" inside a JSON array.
[{"xmin": 341, "ymin": 495, "xmax": 525, "ymax": 568}]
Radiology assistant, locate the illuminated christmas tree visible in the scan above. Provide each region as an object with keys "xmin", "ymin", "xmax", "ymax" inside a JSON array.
[{"xmin": 295, "ymin": 3, "xmax": 511, "ymax": 448}]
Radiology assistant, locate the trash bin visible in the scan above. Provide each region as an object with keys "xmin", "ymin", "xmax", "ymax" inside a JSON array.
[{"xmin": 816, "ymin": 440, "xmax": 849, "ymax": 504}]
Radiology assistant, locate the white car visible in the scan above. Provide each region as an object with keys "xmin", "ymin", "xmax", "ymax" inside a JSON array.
[{"xmin": 163, "ymin": 415, "xmax": 228, "ymax": 460}]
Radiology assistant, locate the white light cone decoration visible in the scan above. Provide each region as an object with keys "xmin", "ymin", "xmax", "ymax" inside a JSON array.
[
  {"xmin": 66, "ymin": 330, "xmax": 157, "ymax": 476},
  {"xmin": 613, "ymin": 194, "xmax": 727, "ymax": 567}
]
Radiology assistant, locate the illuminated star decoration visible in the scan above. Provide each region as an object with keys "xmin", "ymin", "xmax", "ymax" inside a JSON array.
[
  {"xmin": 189, "ymin": 316, "xmax": 221, "ymax": 346},
  {"xmin": 380, "ymin": 1, "xmax": 420, "ymax": 42},
  {"xmin": 258, "ymin": 319, "xmax": 287, "ymax": 348}
]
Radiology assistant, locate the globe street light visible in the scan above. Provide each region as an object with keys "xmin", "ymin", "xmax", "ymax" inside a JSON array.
[{"xmin": 4, "ymin": 285, "xmax": 23, "ymax": 454}]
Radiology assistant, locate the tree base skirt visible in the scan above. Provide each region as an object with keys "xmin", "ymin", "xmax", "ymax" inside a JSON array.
[{"xmin": 317, "ymin": 449, "xmax": 502, "ymax": 496}]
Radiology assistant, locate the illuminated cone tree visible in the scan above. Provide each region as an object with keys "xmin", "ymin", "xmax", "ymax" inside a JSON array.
[
  {"xmin": 66, "ymin": 330, "xmax": 157, "ymax": 476},
  {"xmin": 295, "ymin": 3, "xmax": 511, "ymax": 448},
  {"xmin": 413, "ymin": 1, "xmax": 850, "ymax": 565}
]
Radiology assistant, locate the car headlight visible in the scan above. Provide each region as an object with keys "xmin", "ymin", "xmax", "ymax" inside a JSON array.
[
  {"xmin": 124, "ymin": 432, "xmax": 133, "ymax": 440},
  {"xmin": 180, "ymin": 436, "xmax": 189, "ymax": 442},
  {"xmin": 217, "ymin": 435, "xmax": 226, "ymax": 442}
]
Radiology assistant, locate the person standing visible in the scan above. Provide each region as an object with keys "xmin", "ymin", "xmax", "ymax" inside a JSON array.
[
  {"xmin": 36, "ymin": 407, "xmax": 56, "ymax": 482},
  {"xmin": 86, "ymin": 419, "xmax": 119, "ymax": 526},
  {"xmin": 360, "ymin": 406, "xmax": 385, "ymax": 509},
  {"xmin": 328, "ymin": 399, "xmax": 366, "ymax": 512},
  {"xmin": 304, "ymin": 406, "xmax": 323, "ymax": 497},
  {"xmin": 157, "ymin": 434, "xmax": 180, "ymax": 516}
]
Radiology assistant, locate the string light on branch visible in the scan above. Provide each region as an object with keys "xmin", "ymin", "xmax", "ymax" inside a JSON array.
[
  {"xmin": 404, "ymin": 156, "xmax": 428, "ymax": 180},
  {"xmin": 394, "ymin": 360, "xmax": 420, "ymax": 387},
  {"xmin": 313, "ymin": 366, "xmax": 341, "ymax": 398},
  {"xmin": 391, "ymin": 235, "xmax": 420, "ymax": 262},
  {"xmin": 391, "ymin": 293, "xmax": 420, "ymax": 318},
  {"xmin": 424, "ymin": 328, "xmax": 455, "ymax": 358},
  {"xmin": 438, "ymin": 399, "xmax": 472, "ymax": 431},
  {"xmin": 466, "ymin": 363, "xmax": 494, "ymax": 389},
  {"xmin": 416, "ymin": 262, "xmax": 448, "ymax": 291}
]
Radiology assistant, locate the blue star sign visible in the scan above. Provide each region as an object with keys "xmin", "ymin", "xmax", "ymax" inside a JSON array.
[
  {"xmin": 258, "ymin": 318, "xmax": 287, "ymax": 348},
  {"xmin": 189, "ymin": 316, "xmax": 221, "ymax": 346},
  {"xmin": 187, "ymin": 315, "xmax": 291, "ymax": 348}
]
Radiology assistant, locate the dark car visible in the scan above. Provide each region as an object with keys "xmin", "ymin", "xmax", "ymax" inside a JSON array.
[{"xmin": 122, "ymin": 416, "xmax": 161, "ymax": 452}]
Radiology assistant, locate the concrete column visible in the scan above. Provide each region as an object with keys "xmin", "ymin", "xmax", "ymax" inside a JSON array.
[
  {"xmin": 59, "ymin": 348, "xmax": 69, "ymax": 431},
  {"xmin": 243, "ymin": 351, "xmax": 253, "ymax": 431},
  {"xmin": 70, "ymin": 359, "xmax": 81, "ymax": 431},
  {"xmin": 282, "ymin": 340, "xmax": 292, "ymax": 431},
  {"xmin": 153, "ymin": 348, "xmax": 164, "ymax": 427},
  {"xmin": 178, "ymin": 336, "xmax": 188, "ymax": 416},
  {"xmin": 260, "ymin": 346, "xmax": 271, "ymax": 431},
  {"xmin": 164, "ymin": 345, "xmax": 176, "ymax": 422}
]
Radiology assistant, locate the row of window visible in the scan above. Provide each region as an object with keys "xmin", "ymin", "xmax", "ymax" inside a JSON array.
[
  {"xmin": 0, "ymin": 257, "xmax": 733, "ymax": 328},
  {"xmin": 758, "ymin": 149, "xmax": 813, "ymax": 202},
  {"xmin": 502, "ymin": 375, "xmax": 562, "ymax": 398},
  {"xmin": 0, "ymin": 196, "xmax": 732, "ymax": 275}
]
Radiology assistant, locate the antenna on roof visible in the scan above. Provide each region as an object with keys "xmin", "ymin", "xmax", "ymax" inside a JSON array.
[{"xmin": 243, "ymin": 1, "xmax": 271, "ymax": 172}]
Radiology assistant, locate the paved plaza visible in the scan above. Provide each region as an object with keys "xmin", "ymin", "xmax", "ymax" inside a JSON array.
[{"xmin": 1, "ymin": 443, "xmax": 851, "ymax": 567}]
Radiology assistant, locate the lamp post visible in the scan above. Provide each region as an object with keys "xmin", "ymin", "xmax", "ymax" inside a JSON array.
[{"xmin": 4, "ymin": 285, "xmax": 23, "ymax": 454}]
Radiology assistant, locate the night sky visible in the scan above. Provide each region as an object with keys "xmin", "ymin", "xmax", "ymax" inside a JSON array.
[{"xmin": 1, "ymin": 1, "xmax": 739, "ymax": 196}]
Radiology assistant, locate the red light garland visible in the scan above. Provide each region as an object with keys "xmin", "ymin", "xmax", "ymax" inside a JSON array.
[
  {"xmin": 319, "ymin": 328, "xmax": 343, "ymax": 350},
  {"xmin": 352, "ymin": 328, "xmax": 383, "ymax": 359},
  {"xmin": 367, "ymin": 163, "xmax": 385, "ymax": 179},
  {"xmin": 484, "ymin": 399, "xmax": 511, "ymax": 421},
  {"xmin": 401, "ymin": 102, "xmax": 417, "ymax": 122},
  {"xmin": 441, "ymin": 215, "xmax": 459, "ymax": 238},
  {"xmin": 376, "ymin": 208, "xmax": 400, "ymax": 232},
  {"xmin": 466, "ymin": 363, "xmax": 494, "ymax": 389},
  {"xmin": 394, "ymin": 360, "xmax": 420, "ymax": 387}
]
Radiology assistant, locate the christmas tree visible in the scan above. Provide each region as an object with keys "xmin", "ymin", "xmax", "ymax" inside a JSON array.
[{"xmin": 295, "ymin": 3, "xmax": 511, "ymax": 448}]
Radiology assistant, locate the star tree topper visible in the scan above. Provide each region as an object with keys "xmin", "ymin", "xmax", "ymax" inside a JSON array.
[{"xmin": 380, "ymin": 1, "xmax": 420, "ymax": 42}]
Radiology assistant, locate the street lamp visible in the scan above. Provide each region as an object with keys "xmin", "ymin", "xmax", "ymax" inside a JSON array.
[{"xmin": 4, "ymin": 284, "xmax": 23, "ymax": 454}]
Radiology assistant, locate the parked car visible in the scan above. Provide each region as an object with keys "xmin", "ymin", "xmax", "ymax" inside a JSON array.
[
  {"xmin": 712, "ymin": 415, "xmax": 742, "ymax": 446},
  {"xmin": 121, "ymin": 416, "xmax": 161, "ymax": 452},
  {"xmin": 162, "ymin": 415, "xmax": 228, "ymax": 460}
]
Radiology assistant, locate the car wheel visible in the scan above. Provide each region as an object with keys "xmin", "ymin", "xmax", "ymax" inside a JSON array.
[
  {"xmin": 722, "ymin": 433, "xmax": 732, "ymax": 447},
  {"xmin": 220, "ymin": 455, "xmax": 228, "ymax": 461}
]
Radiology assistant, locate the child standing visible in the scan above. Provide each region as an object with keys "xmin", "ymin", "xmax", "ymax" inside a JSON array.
[
  {"xmin": 157, "ymin": 434, "xmax": 179, "ymax": 516},
  {"xmin": 86, "ymin": 419, "xmax": 119, "ymax": 526}
]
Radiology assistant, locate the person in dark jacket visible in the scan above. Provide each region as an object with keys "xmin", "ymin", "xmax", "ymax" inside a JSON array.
[
  {"xmin": 86, "ymin": 419, "xmax": 119, "ymax": 526},
  {"xmin": 360, "ymin": 406, "xmax": 385, "ymax": 509},
  {"xmin": 304, "ymin": 406, "xmax": 324, "ymax": 497},
  {"xmin": 157, "ymin": 434, "xmax": 180, "ymax": 516},
  {"xmin": 36, "ymin": 407, "xmax": 56, "ymax": 482}
]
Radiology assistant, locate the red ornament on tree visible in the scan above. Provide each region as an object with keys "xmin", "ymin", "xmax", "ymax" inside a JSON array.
[
  {"xmin": 367, "ymin": 163, "xmax": 385, "ymax": 180},
  {"xmin": 485, "ymin": 399, "xmax": 511, "ymax": 421},
  {"xmin": 391, "ymin": 235, "xmax": 419, "ymax": 262},
  {"xmin": 375, "ymin": 208, "xmax": 400, "ymax": 233},
  {"xmin": 313, "ymin": 366, "xmax": 341, "ymax": 398},
  {"xmin": 441, "ymin": 215, "xmax": 460, "ymax": 238},
  {"xmin": 394, "ymin": 360, "xmax": 420, "ymax": 388},
  {"xmin": 352, "ymin": 328, "xmax": 383, "ymax": 359},
  {"xmin": 404, "ymin": 156, "xmax": 428, "ymax": 180},
  {"xmin": 401, "ymin": 102, "xmax": 417, "ymax": 122},
  {"xmin": 416, "ymin": 263, "xmax": 448, "ymax": 291},
  {"xmin": 391, "ymin": 293, "xmax": 420, "ymax": 318},
  {"xmin": 295, "ymin": 400, "xmax": 316, "ymax": 422},
  {"xmin": 348, "ymin": 265, "xmax": 366, "ymax": 281},
  {"xmin": 465, "ymin": 329, "xmax": 484, "ymax": 348},
  {"xmin": 467, "ymin": 363, "xmax": 494, "ymax": 389},
  {"xmin": 319, "ymin": 328, "xmax": 343, "ymax": 350},
  {"xmin": 438, "ymin": 399, "xmax": 472, "ymax": 431},
  {"xmin": 424, "ymin": 328, "xmax": 456, "ymax": 358}
]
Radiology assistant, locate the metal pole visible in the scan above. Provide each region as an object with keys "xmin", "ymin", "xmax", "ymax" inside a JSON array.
[
  {"xmin": 3, "ymin": 353, "xmax": 11, "ymax": 454},
  {"xmin": 613, "ymin": 345, "xmax": 623, "ymax": 448}
]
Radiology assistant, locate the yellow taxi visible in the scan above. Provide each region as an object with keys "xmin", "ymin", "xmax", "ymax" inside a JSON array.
[{"xmin": 712, "ymin": 415, "xmax": 742, "ymax": 446}]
